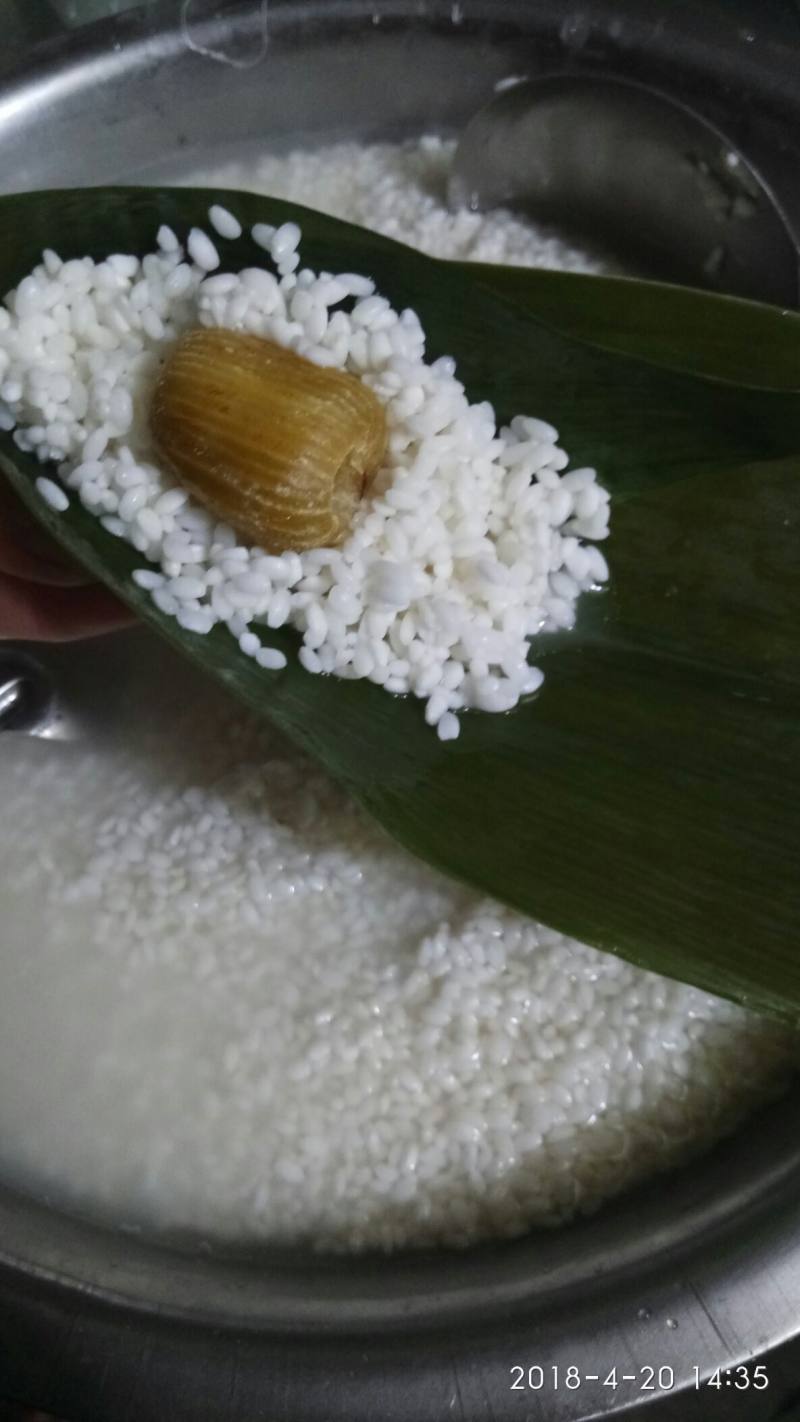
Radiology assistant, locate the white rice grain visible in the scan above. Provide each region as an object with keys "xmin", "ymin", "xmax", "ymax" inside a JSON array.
[
  {"xmin": 35, "ymin": 476, "xmax": 68, "ymax": 512},
  {"xmin": 208, "ymin": 204, "xmax": 243, "ymax": 240},
  {"xmin": 187, "ymin": 228, "xmax": 220, "ymax": 272}
]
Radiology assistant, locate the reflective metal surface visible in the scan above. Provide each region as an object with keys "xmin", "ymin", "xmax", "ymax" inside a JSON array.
[
  {"xmin": 0, "ymin": 648, "xmax": 70, "ymax": 738},
  {"xmin": 0, "ymin": 4, "xmax": 799, "ymax": 1419},
  {"xmin": 451, "ymin": 73, "xmax": 800, "ymax": 304}
]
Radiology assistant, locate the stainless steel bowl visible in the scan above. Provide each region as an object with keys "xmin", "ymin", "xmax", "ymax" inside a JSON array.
[{"xmin": 1, "ymin": 4, "xmax": 799, "ymax": 1418}]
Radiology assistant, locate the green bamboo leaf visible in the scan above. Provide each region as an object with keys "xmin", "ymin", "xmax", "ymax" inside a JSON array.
[
  {"xmin": 1, "ymin": 186, "xmax": 798, "ymax": 1020},
  {"xmin": 471, "ymin": 263, "xmax": 800, "ymax": 390}
]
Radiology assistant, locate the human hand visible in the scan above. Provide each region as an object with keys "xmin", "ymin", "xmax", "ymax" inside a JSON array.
[{"xmin": 0, "ymin": 481, "xmax": 134, "ymax": 641}]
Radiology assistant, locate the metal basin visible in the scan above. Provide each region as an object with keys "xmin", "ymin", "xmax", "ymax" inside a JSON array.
[{"xmin": 1, "ymin": 4, "xmax": 799, "ymax": 1418}]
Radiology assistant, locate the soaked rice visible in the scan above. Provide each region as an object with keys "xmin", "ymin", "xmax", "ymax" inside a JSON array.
[{"xmin": 0, "ymin": 138, "xmax": 793, "ymax": 1251}]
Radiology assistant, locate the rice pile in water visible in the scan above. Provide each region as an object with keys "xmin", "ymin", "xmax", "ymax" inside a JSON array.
[
  {"xmin": 0, "ymin": 138, "xmax": 793, "ymax": 1251},
  {"xmin": 1, "ymin": 662, "xmax": 792, "ymax": 1250}
]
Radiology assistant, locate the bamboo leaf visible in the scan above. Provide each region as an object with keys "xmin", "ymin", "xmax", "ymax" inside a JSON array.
[{"xmin": 0, "ymin": 186, "xmax": 798, "ymax": 1020}]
